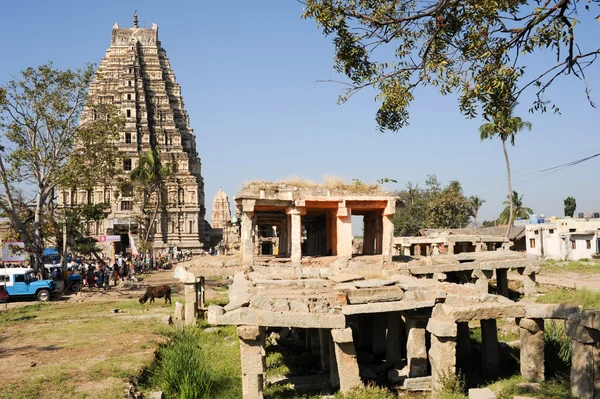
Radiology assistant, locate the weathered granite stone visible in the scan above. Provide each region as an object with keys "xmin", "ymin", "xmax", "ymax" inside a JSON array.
[
  {"xmin": 354, "ymin": 279, "xmax": 396, "ymax": 288},
  {"xmin": 210, "ymin": 307, "xmax": 346, "ymax": 329},
  {"xmin": 344, "ymin": 287, "xmax": 404, "ymax": 304},
  {"xmin": 442, "ymin": 303, "xmax": 525, "ymax": 322},
  {"xmin": 331, "ymin": 329, "xmax": 362, "ymax": 393},
  {"xmin": 524, "ymin": 304, "xmax": 580, "ymax": 319},
  {"xmin": 238, "ymin": 325, "xmax": 261, "ymax": 341},
  {"xmin": 429, "ymin": 334, "xmax": 456, "ymax": 391},
  {"xmin": 519, "ymin": 318, "xmax": 544, "ymax": 382},
  {"xmin": 406, "ymin": 318, "xmax": 428, "ymax": 378},
  {"xmin": 273, "ymin": 299, "xmax": 290, "ymax": 312},
  {"xmin": 404, "ymin": 376, "xmax": 432, "ymax": 391},
  {"xmin": 224, "ymin": 272, "xmax": 251, "ymax": 311},
  {"xmin": 342, "ymin": 300, "xmax": 436, "ymax": 315},
  {"xmin": 331, "ymin": 327, "xmax": 353, "ymax": 343},
  {"xmin": 330, "ymin": 273, "xmax": 364, "ymax": 283},
  {"xmin": 571, "ymin": 339, "xmax": 594, "ymax": 399},
  {"xmin": 250, "ymin": 295, "xmax": 273, "ymax": 311},
  {"xmin": 289, "ymin": 300, "xmax": 309, "ymax": 313},
  {"xmin": 427, "ymin": 318, "xmax": 458, "ymax": 337}
]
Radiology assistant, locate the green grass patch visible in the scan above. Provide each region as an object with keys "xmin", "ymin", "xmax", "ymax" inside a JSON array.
[
  {"xmin": 333, "ymin": 385, "xmax": 396, "ymax": 399},
  {"xmin": 488, "ymin": 375, "xmax": 573, "ymax": 399},
  {"xmin": 537, "ymin": 287, "xmax": 600, "ymax": 309}
]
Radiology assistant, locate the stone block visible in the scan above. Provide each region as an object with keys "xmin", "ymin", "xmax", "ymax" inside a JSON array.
[
  {"xmin": 429, "ymin": 335, "xmax": 456, "ymax": 391},
  {"xmin": 344, "ymin": 287, "xmax": 404, "ymax": 304},
  {"xmin": 250, "ymin": 295, "xmax": 273, "ymax": 311},
  {"xmin": 442, "ymin": 303, "xmax": 525, "ymax": 322},
  {"xmin": 238, "ymin": 325, "xmax": 261, "ymax": 341},
  {"xmin": 468, "ymin": 388, "xmax": 496, "ymax": 399},
  {"xmin": 403, "ymin": 376, "xmax": 432, "ymax": 391},
  {"xmin": 579, "ymin": 309, "xmax": 600, "ymax": 330},
  {"xmin": 330, "ymin": 273, "xmax": 364, "ymax": 283},
  {"xmin": 426, "ymin": 318, "xmax": 458, "ymax": 337},
  {"xmin": 342, "ymin": 299, "xmax": 436, "ymax": 315},
  {"xmin": 211, "ymin": 307, "xmax": 346, "ymax": 329},
  {"xmin": 519, "ymin": 319, "xmax": 544, "ymax": 382},
  {"xmin": 332, "ymin": 339, "xmax": 361, "ymax": 393},
  {"xmin": 331, "ymin": 328, "xmax": 353, "ymax": 343},
  {"xmin": 289, "ymin": 300, "xmax": 309, "ymax": 313},
  {"xmin": 224, "ymin": 272, "xmax": 251, "ymax": 311},
  {"xmin": 566, "ymin": 320, "xmax": 599, "ymax": 344},
  {"xmin": 519, "ymin": 317, "xmax": 542, "ymax": 333},
  {"xmin": 148, "ymin": 392, "xmax": 164, "ymax": 399},
  {"xmin": 524, "ymin": 304, "xmax": 580, "ymax": 319},
  {"xmin": 174, "ymin": 302, "xmax": 184, "ymax": 327},
  {"xmin": 273, "ymin": 299, "xmax": 290, "ymax": 312},
  {"xmin": 354, "ymin": 279, "xmax": 396, "ymax": 288},
  {"xmin": 571, "ymin": 340, "xmax": 594, "ymax": 399}
]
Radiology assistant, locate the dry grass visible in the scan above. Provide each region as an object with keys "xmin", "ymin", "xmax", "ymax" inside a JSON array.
[{"xmin": 241, "ymin": 175, "xmax": 388, "ymax": 195}]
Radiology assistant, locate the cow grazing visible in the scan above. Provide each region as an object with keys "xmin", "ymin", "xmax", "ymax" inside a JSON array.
[{"xmin": 139, "ymin": 285, "xmax": 172, "ymax": 305}]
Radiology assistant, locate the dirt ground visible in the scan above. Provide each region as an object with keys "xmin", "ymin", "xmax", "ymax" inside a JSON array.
[
  {"xmin": 0, "ymin": 268, "xmax": 230, "ymax": 399},
  {"xmin": 510, "ymin": 270, "xmax": 600, "ymax": 292}
]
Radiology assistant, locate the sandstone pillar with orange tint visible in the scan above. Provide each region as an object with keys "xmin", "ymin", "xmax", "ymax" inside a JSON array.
[
  {"xmin": 382, "ymin": 200, "xmax": 395, "ymax": 258},
  {"xmin": 241, "ymin": 206, "xmax": 255, "ymax": 266},
  {"xmin": 287, "ymin": 207, "xmax": 305, "ymax": 263},
  {"xmin": 336, "ymin": 206, "xmax": 353, "ymax": 257}
]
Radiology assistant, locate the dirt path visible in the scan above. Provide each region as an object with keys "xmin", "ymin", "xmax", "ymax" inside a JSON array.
[{"xmin": 509, "ymin": 270, "xmax": 600, "ymax": 292}]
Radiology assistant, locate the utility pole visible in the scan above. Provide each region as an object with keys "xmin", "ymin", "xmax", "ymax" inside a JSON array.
[{"xmin": 62, "ymin": 190, "xmax": 68, "ymax": 272}]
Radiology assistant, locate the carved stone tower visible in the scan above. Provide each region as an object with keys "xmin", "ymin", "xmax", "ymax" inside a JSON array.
[
  {"xmin": 63, "ymin": 16, "xmax": 206, "ymax": 253},
  {"xmin": 211, "ymin": 189, "xmax": 231, "ymax": 230}
]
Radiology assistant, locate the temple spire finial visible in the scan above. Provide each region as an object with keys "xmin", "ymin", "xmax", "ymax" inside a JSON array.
[{"xmin": 133, "ymin": 11, "xmax": 138, "ymax": 28}]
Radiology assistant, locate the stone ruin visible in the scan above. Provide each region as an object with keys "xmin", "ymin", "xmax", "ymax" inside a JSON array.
[{"xmin": 172, "ymin": 183, "xmax": 600, "ymax": 399}]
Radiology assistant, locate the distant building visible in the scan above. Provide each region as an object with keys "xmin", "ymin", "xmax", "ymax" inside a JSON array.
[{"xmin": 525, "ymin": 218, "xmax": 600, "ymax": 260}]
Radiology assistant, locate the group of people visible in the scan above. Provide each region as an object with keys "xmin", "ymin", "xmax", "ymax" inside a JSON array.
[{"xmin": 75, "ymin": 257, "xmax": 136, "ymax": 289}]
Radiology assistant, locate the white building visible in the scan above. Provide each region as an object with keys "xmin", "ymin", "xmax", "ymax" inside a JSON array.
[{"xmin": 525, "ymin": 218, "xmax": 600, "ymax": 260}]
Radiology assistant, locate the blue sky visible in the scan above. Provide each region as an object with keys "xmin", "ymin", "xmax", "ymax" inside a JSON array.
[{"xmin": 1, "ymin": 1, "xmax": 599, "ymax": 226}]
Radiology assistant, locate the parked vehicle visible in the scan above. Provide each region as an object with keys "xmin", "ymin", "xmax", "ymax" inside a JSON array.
[
  {"xmin": 0, "ymin": 268, "xmax": 57, "ymax": 301},
  {"xmin": 44, "ymin": 265, "xmax": 82, "ymax": 292}
]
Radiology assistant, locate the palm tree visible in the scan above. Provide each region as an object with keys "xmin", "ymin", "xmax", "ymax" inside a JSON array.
[
  {"xmin": 130, "ymin": 150, "xmax": 174, "ymax": 243},
  {"xmin": 499, "ymin": 191, "xmax": 533, "ymax": 224},
  {"xmin": 469, "ymin": 195, "xmax": 486, "ymax": 227},
  {"xmin": 479, "ymin": 103, "xmax": 532, "ymax": 237}
]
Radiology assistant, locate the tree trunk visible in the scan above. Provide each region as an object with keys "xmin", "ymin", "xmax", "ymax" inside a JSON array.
[
  {"xmin": 502, "ymin": 139, "xmax": 513, "ymax": 240},
  {"xmin": 144, "ymin": 189, "xmax": 161, "ymax": 243}
]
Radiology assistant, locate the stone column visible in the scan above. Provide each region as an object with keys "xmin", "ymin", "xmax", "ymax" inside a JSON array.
[
  {"xmin": 329, "ymin": 333, "xmax": 339, "ymax": 388},
  {"xmin": 456, "ymin": 322, "xmax": 471, "ymax": 370},
  {"xmin": 496, "ymin": 269, "xmax": 509, "ymax": 298},
  {"xmin": 336, "ymin": 206, "xmax": 353, "ymax": 257},
  {"xmin": 480, "ymin": 319, "xmax": 499, "ymax": 377},
  {"xmin": 382, "ymin": 212, "xmax": 394, "ymax": 258},
  {"xmin": 319, "ymin": 329, "xmax": 330, "ymax": 372},
  {"xmin": 238, "ymin": 325, "xmax": 266, "ymax": 399},
  {"xmin": 447, "ymin": 242, "xmax": 455, "ymax": 255},
  {"xmin": 386, "ymin": 312, "xmax": 403, "ymax": 365},
  {"xmin": 405, "ymin": 316, "xmax": 428, "ymax": 377},
  {"xmin": 522, "ymin": 271, "xmax": 537, "ymax": 296},
  {"xmin": 286, "ymin": 207, "xmax": 303, "ymax": 263},
  {"xmin": 331, "ymin": 328, "xmax": 362, "ymax": 393},
  {"xmin": 519, "ymin": 318, "xmax": 545, "ymax": 382},
  {"xmin": 414, "ymin": 244, "xmax": 422, "ymax": 256},
  {"xmin": 426, "ymin": 318, "xmax": 458, "ymax": 392},
  {"xmin": 373, "ymin": 313, "xmax": 387, "ymax": 356},
  {"xmin": 472, "ymin": 269, "xmax": 493, "ymax": 293},
  {"xmin": 184, "ymin": 282, "xmax": 198, "ymax": 325},
  {"xmin": 571, "ymin": 340, "xmax": 595, "ymax": 399},
  {"xmin": 241, "ymin": 210, "xmax": 254, "ymax": 266},
  {"xmin": 474, "ymin": 241, "xmax": 481, "ymax": 252}
]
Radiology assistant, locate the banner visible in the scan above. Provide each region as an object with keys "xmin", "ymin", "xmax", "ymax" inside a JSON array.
[
  {"xmin": 2, "ymin": 242, "xmax": 25, "ymax": 262},
  {"xmin": 92, "ymin": 235, "xmax": 121, "ymax": 243}
]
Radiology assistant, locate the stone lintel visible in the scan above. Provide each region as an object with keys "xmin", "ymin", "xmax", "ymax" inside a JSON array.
[
  {"xmin": 344, "ymin": 287, "xmax": 404, "ymax": 304},
  {"xmin": 524, "ymin": 304, "xmax": 580, "ymax": 320},
  {"xmin": 426, "ymin": 318, "xmax": 458, "ymax": 337},
  {"xmin": 342, "ymin": 300, "xmax": 436, "ymax": 316},
  {"xmin": 442, "ymin": 303, "xmax": 525, "ymax": 322},
  {"xmin": 210, "ymin": 306, "xmax": 346, "ymax": 329},
  {"xmin": 331, "ymin": 327, "xmax": 354, "ymax": 343},
  {"xmin": 579, "ymin": 309, "xmax": 600, "ymax": 330}
]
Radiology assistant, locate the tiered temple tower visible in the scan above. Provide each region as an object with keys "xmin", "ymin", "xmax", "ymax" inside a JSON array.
[
  {"xmin": 211, "ymin": 188, "xmax": 231, "ymax": 230},
  {"xmin": 62, "ymin": 15, "xmax": 206, "ymax": 253}
]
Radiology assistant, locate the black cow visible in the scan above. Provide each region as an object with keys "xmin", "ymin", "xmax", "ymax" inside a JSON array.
[{"xmin": 139, "ymin": 285, "xmax": 172, "ymax": 305}]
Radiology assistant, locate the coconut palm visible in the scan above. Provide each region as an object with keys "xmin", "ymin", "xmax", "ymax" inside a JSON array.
[
  {"xmin": 469, "ymin": 195, "xmax": 486, "ymax": 227},
  {"xmin": 479, "ymin": 103, "xmax": 532, "ymax": 235},
  {"xmin": 130, "ymin": 150, "xmax": 174, "ymax": 243},
  {"xmin": 499, "ymin": 191, "xmax": 533, "ymax": 224}
]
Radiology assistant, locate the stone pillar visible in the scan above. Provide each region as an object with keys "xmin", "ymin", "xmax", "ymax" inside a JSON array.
[
  {"xmin": 336, "ymin": 206, "xmax": 353, "ymax": 257},
  {"xmin": 496, "ymin": 269, "xmax": 509, "ymax": 297},
  {"xmin": 447, "ymin": 242, "xmax": 455, "ymax": 255},
  {"xmin": 456, "ymin": 322, "xmax": 471, "ymax": 370},
  {"xmin": 428, "ymin": 329, "xmax": 457, "ymax": 391},
  {"xmin": 386, "ymin": 312, "xmax": 403, "ymax": 365},
  {"xmin": 472, "ymin": 269, "xmax": 493, "ymax": 293},
  {"xmin": 571, "ymin": 340, "xmax": 595, "ymax": 399},
  {"xmin": 405, "ymin": 316, "xmax": 428, "ymax": 377},
  {"xmin": 474, "ymin": 241, "xmax": 481, "ymax": 252},
  {"xmin": 319, "ymin": 329, "xmax": 330, "ymax": 372},
  {"xmin": 373, "ymin": 313, "xmax": 387, "ymax": 356},
  {"xmin": 287, "ymin": 207, "xmax": 303, "ymax": 263},
  {"xmin": 519, "ymin": 318, "xmax": 545, "ymax": 382},
  {"xmin": 329, "ymin": 333, "xmax": 339, "ymax": 388},
  {"xmin": 403, "ymin": 246, "xmax": 411, "ymax": 256},
  {"xmin": 414, "ymin": 244, "xmax": 422, "ymax": 256},
  {"xmin": 382, "ymin": 213, "xmax": 394, "ymax": 258},
  {"xmin": 241, "ymin": 210, "xmax": 254, "ymax": 266},
  {"xmin": 331, "ymin": 328, "xmax": 362, "ymax": 393},
  {"xmin": 238, "ymin": 325, "xmax": 266, "ymax": 399},
  {"xmin": 523, "ymin": 272, "xmax": 537, "ymax": 296},
  {"xmin": 184, "ymin": 282, "xmax": 198, "ymax": 325},
  {"xmin": 480, "ymin": 319, "xmax": 499, "ymax": 377}
]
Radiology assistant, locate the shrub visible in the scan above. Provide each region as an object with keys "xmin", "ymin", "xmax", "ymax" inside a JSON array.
[
  {"xmin": 334, "ymin": 385, "xmax": 395, "ymax": 399},
  {"xmin": 152, "ymin": 328, "xmax": 214, "ymax": 399},
  {"xmin": 544, "ymin": 320, "xmax": 572, "ymax": 379}
]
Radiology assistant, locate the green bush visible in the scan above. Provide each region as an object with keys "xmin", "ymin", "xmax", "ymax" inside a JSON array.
[
  {"xmin": 152, "ymin": 328, "xmax": 214, "ymax": 399},
  {"xmin": 537, "ymin": 287, "xmax": 600, "ymax": 309},
  {"xmin": 544, "ymin": 320, "xmax": 572, "ymax": 379}
]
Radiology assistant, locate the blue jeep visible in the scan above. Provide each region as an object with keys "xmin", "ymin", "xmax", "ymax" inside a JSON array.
[{"xmin": 0, "ymin": 267, "xmax": 57, "ymax": 301}]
